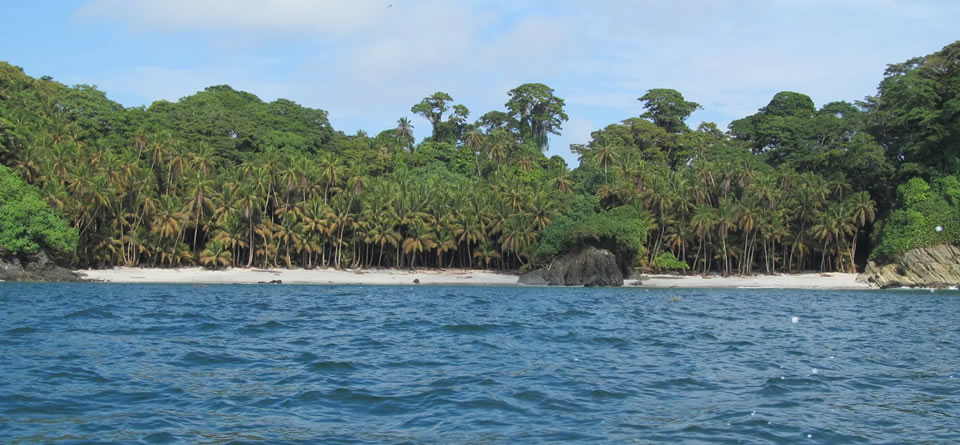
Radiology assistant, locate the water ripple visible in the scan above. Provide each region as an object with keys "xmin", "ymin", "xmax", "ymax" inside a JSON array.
[{"xmin": 1, "ymin": 283, "xmax": 958, "ymax": 443}]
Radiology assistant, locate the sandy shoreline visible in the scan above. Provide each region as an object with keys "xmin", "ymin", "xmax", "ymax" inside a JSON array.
[
  {"xmin": 633, "ymin": 273, "xmax": 875, "ymax": 289},
  {"xmin": 75, "ymin": 267, "xmax": 876, "ymax": 289},
  {"xmin": 75, "ymin": 267, "xmax": 519, "ymax": 286}
]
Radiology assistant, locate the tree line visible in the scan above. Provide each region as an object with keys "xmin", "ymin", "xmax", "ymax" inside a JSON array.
[{"xmin": 1, "ymin": 40, "xmax": 958, "ymax": 274}]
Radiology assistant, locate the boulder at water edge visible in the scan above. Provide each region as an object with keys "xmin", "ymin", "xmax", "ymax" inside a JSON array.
[
  {"xmin": 519, "ymin": 246, "xmax": 624, "ymax": 287},
  {"xmin": 0, "ymin": 251, "xmax": 79, "ymax": 282}
]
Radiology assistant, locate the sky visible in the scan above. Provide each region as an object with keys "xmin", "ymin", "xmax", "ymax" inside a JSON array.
[{"xmin": 3, "ymin": 0, "xmax": 960, "ymax": 166}]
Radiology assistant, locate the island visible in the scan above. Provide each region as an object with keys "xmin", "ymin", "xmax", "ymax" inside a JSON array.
[{"xmin": 3, "ymin": 41, "xmax": 960, "ymax": 288}]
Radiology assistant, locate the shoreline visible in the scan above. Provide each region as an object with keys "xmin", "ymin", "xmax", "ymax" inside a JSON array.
[
  {"xmin": 633, "ymin": 273, "xmax": 876, "ymax": 290},
  {"xmin": 74, "ymin": 267, "xmax": 878, "ymax": 289}
]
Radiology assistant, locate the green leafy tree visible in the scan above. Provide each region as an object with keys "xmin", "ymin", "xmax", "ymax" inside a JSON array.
[
  {"xmin": 638, "ymin": 89, "xmax": 702, "ymax": 133},
  {"xmin": 0, "ymin": 165, "xmax": 78, "ymax": 256},
  {"xmin": 505, "ymin": 83, "xmax": 568, "ymax": 151}
]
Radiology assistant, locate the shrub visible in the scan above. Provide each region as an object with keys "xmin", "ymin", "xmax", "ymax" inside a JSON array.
[
  {"xmin": 0, "ymin": 165, "xmax": 78, "ymax": 256},
  {"xmin": 654, "ymin": 252, "xmax": 690, "ymax": 272}
]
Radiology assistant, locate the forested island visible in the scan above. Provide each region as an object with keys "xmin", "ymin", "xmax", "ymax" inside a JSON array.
[{"xmin": 1, "ymin": 41, "xmax": 959, "ymax": 283}]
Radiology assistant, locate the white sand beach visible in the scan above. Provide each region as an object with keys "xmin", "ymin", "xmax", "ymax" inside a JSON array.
[
  {"xmin": 75, "ymin": 267, "xmax": 875, "ymax": 289},
  {"xmin": 75, "ymin": 267, "xmax": 520, "ymax": 286},
  {"xmin": 632, "ymin": 273, "xmax": 875, "ymax": 289}
]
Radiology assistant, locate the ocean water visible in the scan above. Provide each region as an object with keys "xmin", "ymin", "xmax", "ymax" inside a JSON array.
[{"xmin": 1, "ymin": 284, "xmax": 958, "ymax": 444}]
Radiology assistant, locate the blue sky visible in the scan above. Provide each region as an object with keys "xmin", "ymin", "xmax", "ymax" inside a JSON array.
[{"xmin": 3, "ymin": 0, "xmax": 960, "ymax": 165}]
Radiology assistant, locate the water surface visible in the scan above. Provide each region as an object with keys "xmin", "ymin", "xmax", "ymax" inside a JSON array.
[{"xmin": 1, "ymin": 284, "xmax": 958, "ymax": 443}]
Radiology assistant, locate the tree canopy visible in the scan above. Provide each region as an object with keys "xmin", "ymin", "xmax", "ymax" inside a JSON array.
[{"xmin": 2, "ymin": 40, "xmax": 960, "ymax": 274}]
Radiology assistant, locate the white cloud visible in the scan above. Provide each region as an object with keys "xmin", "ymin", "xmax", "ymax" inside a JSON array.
[
  {"xmin": 69, "ymin": 0, "xmax": 960, "ymax": 167},
  {"xmin": 76, "ymin": 0, "xmax": 389, "ymax": 33}
]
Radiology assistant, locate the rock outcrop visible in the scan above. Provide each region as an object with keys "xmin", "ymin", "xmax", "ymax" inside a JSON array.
[
  {"xmin": 519, "ymin": 246, "xmax": 624, "ymax": 287},
  {"xmin": 858, "ymin": 244, "xmax": 960, "ymax": 289},
  {"xmin": 0, "ymin": 251, "xmax": 79, "ymax": 282}
]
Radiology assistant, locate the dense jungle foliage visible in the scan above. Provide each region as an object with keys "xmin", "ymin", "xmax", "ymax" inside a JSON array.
[{"xmin": 1, "ymin": 41, "xmax": 958, "ymax": 274}]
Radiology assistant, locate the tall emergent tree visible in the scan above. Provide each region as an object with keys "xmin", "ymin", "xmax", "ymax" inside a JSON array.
[
  {"xmin": 505, "ymin": 83, "xmax": 568, "ymax": 151},
  {"xmin": 638, "ymin": 88, "xmax": 702, "ymax": 133}
]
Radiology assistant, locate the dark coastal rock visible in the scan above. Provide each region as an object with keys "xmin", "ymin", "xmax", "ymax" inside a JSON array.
[
  {"xmin": 0, "ymin": 251, "xmax": 79, "ymax": 282},
  {"xmin": 519, "ymin": 246, "xmax": 624, "ymax": 287},
  {"xmin": 858, "ymin": 244, "xmax": 960, "ymax": 289}
]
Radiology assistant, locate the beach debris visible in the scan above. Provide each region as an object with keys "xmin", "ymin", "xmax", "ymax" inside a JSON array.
[
  {"xmin": 413, "ymin": 278, "xmax": 420, "ymax": 284},
  {"xmin": 791, "ymin": 316, "xmax": 800, "ymax": 324},
  {"xmin": 257, "ymin": 279, "xmax": 283, "ymax": 284},
  {"xmin": 668, "ymin": 295, "xmax": 683, "ymax": 302}
]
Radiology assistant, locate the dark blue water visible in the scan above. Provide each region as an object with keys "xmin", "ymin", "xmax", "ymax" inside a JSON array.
[{"xmin": 1, "ymin": 284, "xmax": 958, "ymax": 444}]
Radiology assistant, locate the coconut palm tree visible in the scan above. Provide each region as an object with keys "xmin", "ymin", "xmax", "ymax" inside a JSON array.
[
  {"xmin": 846, "ymin": 191, "xmax": 876, "ymax": 270},
  {"xmin": 592, "ymin": 140, "xmax": 618, "ymax": 181},
  {"xmin": 715, "ymin": 198, "xmax": 738, "ymax": 276},
  {"xmin": 199, "ymin": 240, "xmax": 233, "ymax": 269},
  {"xmin": 396, "ymin": 117, "xmax": 415, "ymax": 150},
  {"xmin": 473, "ymin": 241, "xmax": 501, "ymax": 269},
  {"xmin": 402, "ymin": 220, "xmax": 436, "ymax": 269}
]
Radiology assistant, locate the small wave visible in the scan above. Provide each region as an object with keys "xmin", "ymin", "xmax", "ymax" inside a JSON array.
[
  {"xmin": 308, "ymin": 360, "xmax": 357, "ymax": 372},
  {"xmin": 457, "ymin": 396, "xmax": 528, "ymax": 415},
  {"xmin": 174, "ymin": 351, "xmax": 250, "ymax": 366},
  {"xmin": 467, "ymin": 339, "xmax": 502, "ymax": 350},
  {"xmin": 42, "ymin": 366, "xmax": 110, "ymax": 383},
  {"xmin": 440, "ymin": 323, "xmax": 503, "ymax": 334},
  {"xmin": 589, "ymin": 389, "xmax": 630, "ymax": 400},
  {"xmin": 63, "ymin": 307, "xmax": 118, "ymax": 319},
  {"xmin": 143, "ymin": 432, "xmax": 177, "ymax": 444},
  {"xmin": 236, "ymin": 320, "xmax": 291, "ymax": 334},
  {"xmin": 589, "ymin": 336, "xmax": 630, "ymax": 347},
  {"xmin": 757, "ymin": 376, "xmax": 823, "ymax": 395},
  {"xmin": 543, "ymin": 309, "xmax": 596, "ymax": 321},
  {"xmin": 653, "ymin": 377, "xmax": 719, "ymax": 390},
  {"xmin": 196, "ymin": 322, "xmax": 220, "ymax": 331},
  {"xmin": 4, "ymin": 327, "xmax": 38, "ymax": 335},
  {"xmin": 294, "ymin": 352, "xmax": 319, "ymax": 363},
  {"xmin": 513, "ymin": 389, "xmax": 547, "ymax": 402}
]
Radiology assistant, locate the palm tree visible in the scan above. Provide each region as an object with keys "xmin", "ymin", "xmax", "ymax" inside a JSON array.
[
  {"xmin": 715, "ymin": 198, "xmax": 737, "ymax": 276},
  {"xmin": 527, "ymin": 191, "xmax": 558, "ymax": 232},
  {"xmin": 846, "ymin": 191, "xmax": 876, "ymax": 270},
  {"xmin": 485, "ymin": 129, "xmax": 512, "ymax": 171},
  {"xmin": 151, "ymin": 195, "xmax": 187, "ymax": 265},
  {"xmin": 499, "ymin": 214, "xmax": 537, "ymax": 265},
  {"xmin": 318, "ymin": 152, "xmax": 342, "ymax": 201},
  {"xmin": 402, "ymin": 220, "xmax": 436, "ymax": 269},
  {"xmin": 690, "ymin": 204, "xmax": 716, "ymax": 275},
  {"xmin": 396, "ymin": 117, "xmax": 415, "ymax": 150},
  {"xmin": 364, "ymin": 215, "xmax": 400, "ymax": 268},
  {"xmin": 811, "ymin": 202, "xmax": 856, "ymax": 272},
  {"xmin": 592, "ymin": 140, "xmax": 618, "ymax": 181},
  {"xmin": 473, "ymin": 241, "xmax": 501, "ymax": 269},
  {"xmin": 464, "ymin": 129, "xmax": 485, "ymax": 176},
  {"xmin": 434, "ymin": 227, "xmax": 458, "ymax": 268},
  {"xmin": 550, "ymin": 165, "xmax": 575, "ymax": 193},
  {"xmin": 199, "ymin": 241, "xmax": 233, "ymax": 269},
  {"xmin": 184, "ymin": 171, "xmax": 216, "ymax": 254}
]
